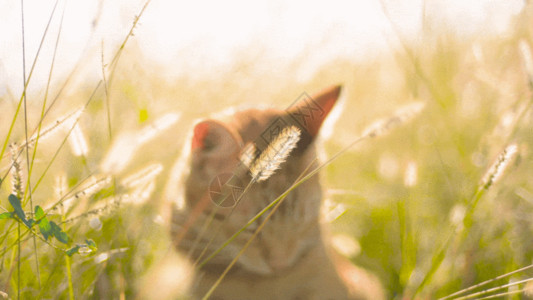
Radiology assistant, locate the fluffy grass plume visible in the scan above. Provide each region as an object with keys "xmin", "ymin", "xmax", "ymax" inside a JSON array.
[
  {"xmin": 480, "ymin": 143, "xmax": 518, "ymax": 190},
  {"xmin": 249, "ymin": 125, "xmax": 301, "ymax": 182}
]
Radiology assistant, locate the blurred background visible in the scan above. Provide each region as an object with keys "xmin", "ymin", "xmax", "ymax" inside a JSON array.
[
  {"xmin": 0, "ymin": 0, "xmax": 523, "ymax": 94},
  {"xmin": 0, "ymin": 0, "xmax": 532, "ymax": 299}
]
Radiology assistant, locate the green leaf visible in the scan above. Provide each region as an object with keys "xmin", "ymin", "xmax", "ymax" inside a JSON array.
[
  {"xmin": 0, "ymin": 212, "xmax": 12, "ymax": 219},
  {"xmin": 57, "ymin": 231, "xmax": 70, "ymax": 244},
  {"xmin": 50, "ymin": 221, "xmax": 70, "ymax": 244},
  {"xmin": 8, "ymin": 194, "xmax": 31, "ymax": 228},
  {"xmin": 66, "ymin": 245, "xmax": 80, "ymax": 257},
  {"xmin": 40, "ymin": 227, "xmax": 51, "ymax": 241},
  {"xmin": 86, "ymin": 239, "xmax": 97, "ymax": 249},
  {"xmin": 25, "ymin": 219, "xmax": 35, "ymax": 228},
  {"xmin": 34, "ymin": 205, "xmax": 45, "ymax": 219},
  {"xmin": 8, "ymin": 194, "xmax": 25, "ymax": 220},
  {"xmin": 35, "ymin": 206, "xmax": 52, "ymax": 241},
  {"xmin": 65, "ymin": 240, "xmax": 98, "ymax": 257}
]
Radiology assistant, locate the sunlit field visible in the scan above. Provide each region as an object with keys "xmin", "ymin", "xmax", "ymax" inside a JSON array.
[{"xmin": 1, "ymin": 1, "xmax": 533, "ymax": 299}]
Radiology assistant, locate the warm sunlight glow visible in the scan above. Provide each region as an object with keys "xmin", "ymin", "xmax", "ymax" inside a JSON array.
[{"xmin": 0, "ymin": 0, "xmax": 523, "ymax": 94}]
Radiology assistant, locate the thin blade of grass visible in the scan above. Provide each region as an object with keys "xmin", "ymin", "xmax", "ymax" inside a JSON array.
[
  {"xmin": 101, "ymin": 41, "xmax": 112, "ymax": 140},
  {"xmin": 439, "ymin": 263, "xmax": 533, "ymax": 300},
  {"xmin": 453, "ymin": 278, "xmax": 533, "ymax": 300},
  {"xmin": 19, "ymin": 0, "xmax": 61, "ymax": 291},
  {"xmin": 476, "ymin": 288, "xmax": 528, "ymax": 300},
  {"xmin": 0, "ymin": 0, "xmax": 60, "ymax": 172}
]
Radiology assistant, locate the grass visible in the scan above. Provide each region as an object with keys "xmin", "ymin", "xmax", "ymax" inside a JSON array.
[{"xmin": 1, "ymin": 1, "xmax": 533, "ymax": 299}]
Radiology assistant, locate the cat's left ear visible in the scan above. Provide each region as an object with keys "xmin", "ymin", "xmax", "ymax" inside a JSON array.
[{"xmin": 287, "ymin": 85, "xmax": 342, "ymax": 138}]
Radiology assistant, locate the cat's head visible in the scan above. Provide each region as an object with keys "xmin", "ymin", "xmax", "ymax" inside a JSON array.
[{"xmin": 174, "ymin": 85, "xmax": 342, "ymax": 275}]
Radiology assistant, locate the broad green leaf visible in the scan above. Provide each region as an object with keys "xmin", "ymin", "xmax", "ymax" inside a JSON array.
[
  {"xmin": 8, "ymin": 194, "xmax": 25, "ymax": 221},
  {"xmin": 50, "ymin": 221, "xmax": 70, "ymax": 244},
  {"xmin": 25, "ymin": 219, "xmax": 35, "ymax": 228},
  {"xmin": 65, "ymin": 240, "xmax": 98, "ymax": 257},
  {"xmin": 35, "ymin": 206, "xmax": 52, "ymax": 241},
  {"xmin": 34, "ymin": 205, "xmax": 45, "ymax": 219},
  {"xmin": 8, "ymin": 194, "xmax": 31, "ymax": 227},
  {"xmin": 57, "ymin": 231, "xmax": 70, "ymax": 244},
  {"xmin": 0, "ymin": 212, "xmax": 12, "ymax": 219},
  {"xmin": 40, "ymin": 227, "xmax": 51, "ymax": 241},
  {"xmin": 86, "ymin": 239, "xmax": 97, "ymax": 250}
]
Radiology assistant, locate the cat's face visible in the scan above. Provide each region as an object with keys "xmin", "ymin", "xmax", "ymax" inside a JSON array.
[{"xmin": 173, "ymin": 86, "xmax": 341, "ymax": 275}]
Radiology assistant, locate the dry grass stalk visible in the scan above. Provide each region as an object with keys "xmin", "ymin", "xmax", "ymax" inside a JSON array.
[{"xmin": 22, "ymin": 107, "xmax": 84, "ymax": 149}]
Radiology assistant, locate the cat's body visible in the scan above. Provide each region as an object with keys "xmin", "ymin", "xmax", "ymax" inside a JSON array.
[{"xmin": 170, "ymin": 86, "xmax": 384, "ymax": 299}]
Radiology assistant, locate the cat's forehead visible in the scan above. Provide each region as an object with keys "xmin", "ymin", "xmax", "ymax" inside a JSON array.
[{"xmin": 227, "ymin": 108, "xmax": 285, "ymax": 143}]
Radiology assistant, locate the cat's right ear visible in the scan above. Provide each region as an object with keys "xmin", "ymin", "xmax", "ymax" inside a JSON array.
[{"xmin": 191, "ymin": 120, "xmax": 242, "ymax": 155}]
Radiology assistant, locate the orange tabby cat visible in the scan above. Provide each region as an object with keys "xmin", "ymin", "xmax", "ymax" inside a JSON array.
[{"xmin": 170, "ymin": 86, "xmax": 385, "ymax": 299}]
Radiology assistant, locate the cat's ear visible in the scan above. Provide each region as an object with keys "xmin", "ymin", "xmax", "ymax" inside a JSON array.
[
  {"xmin": 287, "ymin": 85, "xmax": 341, "ymax": 140},
  {"xmin": 191, "ymin": 120, "xmax": 242, "ymax": 154}
]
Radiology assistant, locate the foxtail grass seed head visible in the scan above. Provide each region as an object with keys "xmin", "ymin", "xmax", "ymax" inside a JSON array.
[
  {"xmin": 9, "ymin": 144, "xmax": 23, "ymax": 198},
  {"xmin": 100, "ymin": 133, "xmax": 137, "ymax": 173},
  {"xmin": 362, "ymin": 101, "xmax": 425, "ymax": 138},
  {"xmin": 121, "ymin": 163, "xmax": 163, "ymax": 189},
  {"xmin": 101, "ymin": 112, "xmax": 181, "ymax": 173},
  {"xmin": 63, "ymin": 195, "xmax": 124, "ymax": 223},
  {"xmin": 56, "ymin": 176, "xmax": 112, "ymax": 211},
  {"xmin": 121, "ymin": 164, "xmax": 162, "ymax": 204},
  {"xmin": 249, "ymin": 126, "xmax": 301, "ymax": 182},
  {"xmin": 239, "ymin": 143, "xmax": 257, "ymax": 168},
  {"xmin": 76, "ymin": 176, "xmax": 112, "ymax": 198},
  {"xmin": 68, "ymin": 123, "xmax": 89, "ymax": 156},
  {"xmin": 519, "ymin": 40, "xmax": 533, "ymax": 86},
  {"xmin": 481, "ymin": 144, "xmax": 518, "ymax": 190},
  {"xmin": 24, "ymin": 107, "xmax": 85, "ymax": 148},
  {"xmin": 137, "ymin": 112, "xmax": 181, "ymax": 144},
  {"xmin": 130, "ymin": 180, "xmax": 157, "ymax": 204}
]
